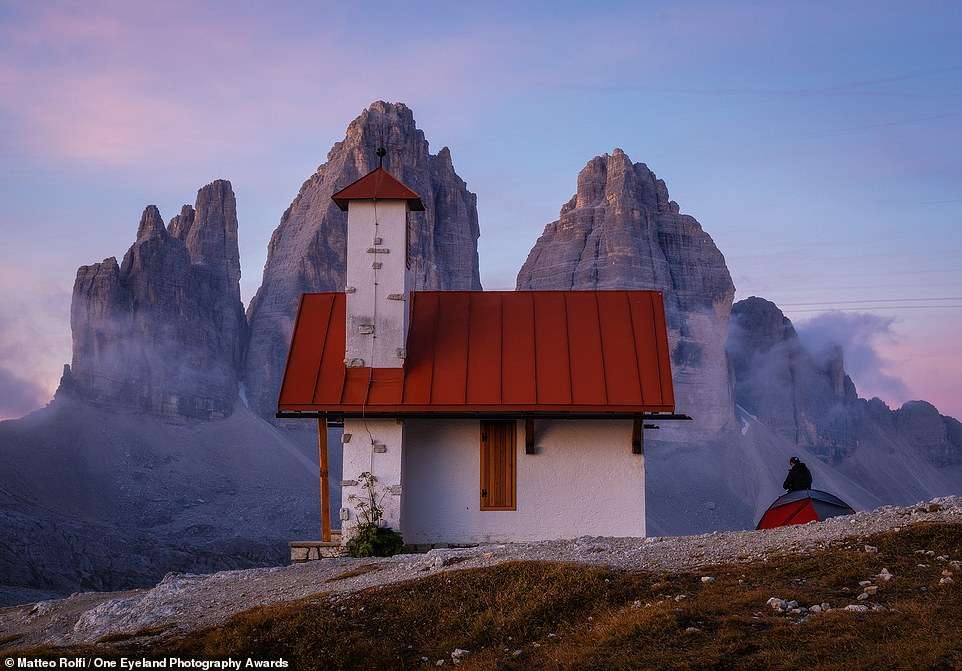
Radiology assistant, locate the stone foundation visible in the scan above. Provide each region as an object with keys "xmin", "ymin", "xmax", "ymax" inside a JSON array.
[{"xmin": 290, "ymin": 533, "xmax": 346, "ymax": 562}]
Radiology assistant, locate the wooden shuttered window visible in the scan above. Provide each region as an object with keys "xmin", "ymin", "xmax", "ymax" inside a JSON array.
[{"xmin": 480, "ymin": 420, "xmax": 517, "ymax": 511}]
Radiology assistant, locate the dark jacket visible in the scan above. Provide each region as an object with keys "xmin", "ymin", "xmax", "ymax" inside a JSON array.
[{"xmin": 783, "ymin": 462, "xmax": 813, "ymax": 492}]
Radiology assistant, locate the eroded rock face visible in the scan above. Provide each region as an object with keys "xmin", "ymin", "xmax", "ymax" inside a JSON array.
[
  {"xmin": 516, "ymin": 149, "xmax": 735, "ymax": 435},
  {"xmin": 244, "ymin": 101, "xmax": 481, "ymax": 419},
  {"xmin": 896, "ymin": 401, "xmax": 962, "ymax": 467},
  {"xmin": 728, "ymin": 297, "xmax": 858, "ymax": 461},
  {"xmin": 62, "ymin": 181, "xmax": 246, "ymax": 420},
  {"xmin": 729, "ymin": 297, "xmax": 962, "ymax": 466}
]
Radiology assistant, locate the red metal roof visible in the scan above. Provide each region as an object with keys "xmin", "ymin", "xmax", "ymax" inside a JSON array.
[
  {"xmin": 277, "ymin": 290, "xmax": 676, "ymax": 417},
  {"xmin": 330, "ymin": 167, "xmax": 425, "ymax": 211}
]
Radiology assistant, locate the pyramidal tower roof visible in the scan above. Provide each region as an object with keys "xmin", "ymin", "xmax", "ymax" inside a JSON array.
[{"xmin": 331, "ymin": 166, "xmax": 425, "ymax": 211}]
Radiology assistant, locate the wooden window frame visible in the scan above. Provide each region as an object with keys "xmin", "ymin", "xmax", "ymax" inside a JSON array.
[{"xmin": 480, "ymin": 420, "xmax": 517, "ymax": 511}]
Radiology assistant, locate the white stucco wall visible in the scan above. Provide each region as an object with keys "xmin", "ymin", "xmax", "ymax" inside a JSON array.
[
  {"xmin": 341, "ymin": 418, "xmax": 405, "ymax": 537},
  {"xmin": 344, "ymin": 199, "xmax": 410, "ymax": 368},
  {"xmin": 401, "ymin": 419, "xmax": 645, "ymax": 544}
]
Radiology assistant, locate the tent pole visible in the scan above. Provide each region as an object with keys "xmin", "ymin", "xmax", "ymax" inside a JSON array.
[{"xmin": 317, "ymin": 417, "xmax": 331, "ymax": 542}]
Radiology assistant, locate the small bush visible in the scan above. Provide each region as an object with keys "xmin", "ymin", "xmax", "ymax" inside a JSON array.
[
  {"xmin": 346, "ymin": 525, "xmax": 404, "ymax": 558},
  {"xmin": 346, "ymin": 471, "xmax": 404, "ymax": 558}
]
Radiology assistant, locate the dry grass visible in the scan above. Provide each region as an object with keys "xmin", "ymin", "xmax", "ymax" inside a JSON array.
[
  {"xmin": 95, "ymin": 622, "xmax": 178, "ymax": 644},
  {"xmin": 0, "ymin": 634, "xmax": 21, "ymax": 648},
  {"xmin": 325, "ymin": 562, "xmax": 385, "ymax": 582},
  {"xmin": 14, "ymin": 523, "xmax": 962, "ymax": 670}
]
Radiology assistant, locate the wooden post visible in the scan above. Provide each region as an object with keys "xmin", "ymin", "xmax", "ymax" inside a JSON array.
[
  {"xmin": 318, "ymin": 417, "xmax": 331, "ymax": 542},
  {"xmin": 524, "ymin": 417, "xmax": 536, "ymax": 454},
  {"xmin": 631, "ymin": 416, "xmax": 644, "ymax": 455}
]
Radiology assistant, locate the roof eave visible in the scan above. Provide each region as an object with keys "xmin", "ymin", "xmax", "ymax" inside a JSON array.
[
  {"xmin": 332, "ymin": 196, "xmax": 425, "ymax": 212},
  {"xmin": 277, "ymin": 409, "xmax": 691, "ymax": 421}
]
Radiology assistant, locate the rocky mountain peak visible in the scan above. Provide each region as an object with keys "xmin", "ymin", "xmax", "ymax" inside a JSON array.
[
  {"xmin": 517, "ymin": 148, "xmax": 735, "ymax": 435},
  {"xmin": 62, "ymin": 181, "xmax": 247, "ymax": 421},
  {"xmin": 244, "ymin": 101, "xmax": 481, "ymax": 419},
  {"xmin": 168, "ymin": 204, "xmax": 196, "ymax": 241},
  {"xmin": 728, "ymin": 296, "xmax": 961, "ymax": 468},
  {"xmin": 136, "ymin": 205, "xmax": 167, "ymax": 241},
  {"xmin": 728, "ymin": 296, "xmax": 859, "ymax": 460},
  {"xmin": 730, "ymin": 297, "xmax": 798, "ymax": 350},
  {"xmin": 896, "ymin": 400, "xmax": 962, "ymax": 466},
  {"xmin": 186, "ymin": 179, "xmax": 242, "ymax": 304}
]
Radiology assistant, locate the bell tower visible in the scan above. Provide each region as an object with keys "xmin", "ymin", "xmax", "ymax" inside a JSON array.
[{"xmin": 332, "ymin": 153, "xmax": 424, "ymax": 369}]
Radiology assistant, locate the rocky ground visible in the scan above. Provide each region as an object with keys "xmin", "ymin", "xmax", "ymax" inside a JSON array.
[
  {"xmin": 0, "ymin": 399, "xmax": 328, "ymax": 605},
  {"xmin": 2, "ymin": 496, "xmax": 959, "ymax": 652}
]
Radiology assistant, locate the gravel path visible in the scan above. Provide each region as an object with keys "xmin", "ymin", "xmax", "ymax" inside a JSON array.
[{"xmin": 2, "ymin": 496, "xmax": 959, "ymax": 649}]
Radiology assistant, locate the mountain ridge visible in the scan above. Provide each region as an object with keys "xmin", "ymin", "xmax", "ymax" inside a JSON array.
[{"xmin": 1, "ymin": 103, "xmax": 959, "ymax": 603}]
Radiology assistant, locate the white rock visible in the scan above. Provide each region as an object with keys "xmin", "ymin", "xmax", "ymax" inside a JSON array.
[
  {"xmin": 857, "ymin": 593, "xmax": 869, "ymax": 601},
  {"xmin": 701, "ymin": 576, "xmax": 715, "ymax": 583},
  {"xmin": 844, "ymin": 605, "xmax": 870, "ymax": 612},
  {"xmin": 864, "ymin": 545, "xmax": 878, "ymax": 554},
  {"xmin": 767, "ymin": 597, "xmax": 787, "ymax": 611},
  {"xmin": 28, "ymin": 601, "xmax": 55, "ymax": 619},
  {"xmin": 858, "ymin": 580, "xmax": 872, "ymax": 587}
]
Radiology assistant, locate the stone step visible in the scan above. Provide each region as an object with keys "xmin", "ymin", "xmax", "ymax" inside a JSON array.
[{"xmin": 289, "ymin": 536, "xmax": 346, "ymax": 562}]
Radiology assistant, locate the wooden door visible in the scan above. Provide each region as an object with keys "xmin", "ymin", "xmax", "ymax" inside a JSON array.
[{"xmin": 480, "ymin": 420, "xmax": 517, "ymax": 511}]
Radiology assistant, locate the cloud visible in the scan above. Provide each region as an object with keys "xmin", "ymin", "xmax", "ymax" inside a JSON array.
[
  {"xmin": 0, "ymin": 281, "xmax": 71, "ymax": 420},
  {"xmin": 795, "ymin": 311, "xmax": 911, "ymax": 405},
  {"xmin": 0, "ymin": 365, "xmax": 50, "ymax": 420}
]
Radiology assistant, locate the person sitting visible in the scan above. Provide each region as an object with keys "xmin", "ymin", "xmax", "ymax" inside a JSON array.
[{"xmin": 783, "ymin": 456, "xmax": 813, "ymax": 492}]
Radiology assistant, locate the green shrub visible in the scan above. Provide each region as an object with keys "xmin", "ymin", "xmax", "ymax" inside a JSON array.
[
  {"xmin": 346, "ymin": 524, "xmax": 405, "ymax": 558},
  {"xmin": 346, "ymin": 471, "xmax": 404, "ymax": 558}
]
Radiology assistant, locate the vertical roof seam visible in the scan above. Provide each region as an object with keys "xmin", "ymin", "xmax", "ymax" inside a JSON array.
[
  {"xmin": 401, "ymin": 293, "xmax": 413, "ymax": 404},
  {"xmin": 650, "ymin": 293, "xmax": 666, "ymax": 405},
  {"xmin": 427, "ymin": 293, "xmax": 440, "ymax": 404},
  {"xmin": 310, "ymin": 293, "xmax": 337, "ymax": 404},
  {"xmin": 337, "ymin": 301, "xmax": 349, "ymax": 404},
  {"xmin": 594, "ymin": 292, "xmax": 609, "ymax": 405},
  {"xmin": 530, "ymin": 293, "xmax": 538, "ymax": 404},
  {"xmin": 498, "ymin": 293, "xmax": 504, "ymax": 404},
  {"xmin": 463, "ymin": 293, "xmax": 472, "ymax": 404},
  {"xmin": 278, "ymin": 292, "xmax": 307, "ymax": 404},
  {"xmin": 562, "ymin": 293, "xmax": 573, "ymax": 404},
  {"xmin": 624, "ymin": 292, "xmax": 646, "ymax": 405}
]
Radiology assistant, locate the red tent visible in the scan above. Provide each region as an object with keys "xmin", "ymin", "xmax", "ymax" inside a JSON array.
[{"xmin": 756, "ymin": 489, "xmax": 855, "ymax": 529}]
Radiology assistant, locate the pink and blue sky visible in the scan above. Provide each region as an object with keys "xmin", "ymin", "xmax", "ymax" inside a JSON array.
[{"xmin": 0, "ymin": 1, "xmax": 960, "ymax": 419}]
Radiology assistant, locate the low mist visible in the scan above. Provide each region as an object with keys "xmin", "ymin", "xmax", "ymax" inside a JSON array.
[{"xmin": 796, "ymin": 311, "xmax": 910, "ymax": 407}]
